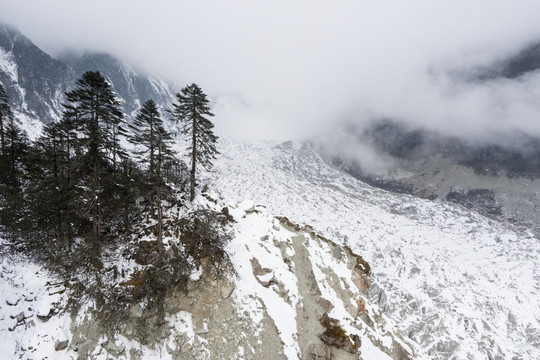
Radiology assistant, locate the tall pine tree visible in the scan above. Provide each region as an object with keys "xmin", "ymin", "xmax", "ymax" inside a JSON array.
[
  {"xmin": 170, "ymin": 84, "xmax": 218, "ymax": 201},
  {"xmin": 63, "ymin": 71, "xmax": 124, "ymax": 261},
  {"xmin": 32, "ymin": 118, "xmax": 86, "ymax": 254},
  {"xmin": 129, "ymin": 99, "xmax": 174, "ymax": 252},
  {"xmin": 0, "ymin": 83, "xmax": 13, "ymax": 154}
]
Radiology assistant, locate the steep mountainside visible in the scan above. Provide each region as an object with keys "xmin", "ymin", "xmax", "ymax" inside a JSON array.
[
  {"xmin": 211, "ymin": 140, "xmax": 540, "ymax": 360},
  {"xmin": 0, "ymin": 23, "xmax": 73, "ymax": 137},
  {"xmin": 62, "ymin": 52, "xmax": 176, "ymax": 118},
  {"xmin": 0, "ymin": 195, "xmax": 416, "ymax": 360},
  {"xmin": 0, "ymin": 140, "xmax": 538, "ymax": 359},
  {"xmin": 477, "ymin": 41, "xmax": 540, "ymax": 80},
  {"xmin": 0, "ymin": 23, "xmax": 177, "ymax": 138},
  {"xmin": 325, "ymin": 120, "xmax": 540, "ymax": 237}
]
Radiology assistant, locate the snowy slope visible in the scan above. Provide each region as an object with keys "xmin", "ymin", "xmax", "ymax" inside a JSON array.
[
  {"xmin": 0, "ymin": 196, "xmax": 414, "ymax": 360},
  {"xmin": 1, "ymin": 138, "xmax": 538, "ymax": 360},
  {"xmin": 0, "ymin": 247, "xmax": 72, "ymax": 360},
  {"xmin": 211, "ymin": 140, "xmax": 540, "ymax": 360}
]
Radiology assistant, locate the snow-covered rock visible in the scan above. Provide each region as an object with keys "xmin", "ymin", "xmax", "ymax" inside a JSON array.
[
  {"xmin": 1, "ymin": 139, "xmax": 538, "ymax": 360},
  {"xmin": 211, "ymin": 139, "xmax": 540, "ymax": 360}
]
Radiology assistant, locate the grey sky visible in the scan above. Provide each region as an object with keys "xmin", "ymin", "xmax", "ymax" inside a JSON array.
[{"xmin": 2, "ymin": 0, "xmax": 540, "ymax": 140}]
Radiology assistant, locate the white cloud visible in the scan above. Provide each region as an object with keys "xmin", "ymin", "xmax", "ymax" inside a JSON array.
[{"xmin": 2, "ymin": 0, "xmax": 540, "ymax": 140}]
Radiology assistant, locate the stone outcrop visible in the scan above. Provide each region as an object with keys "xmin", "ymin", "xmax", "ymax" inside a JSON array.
[{"xmin": 62, "ymin": 204, "xmax": 419, "ymax": 359}]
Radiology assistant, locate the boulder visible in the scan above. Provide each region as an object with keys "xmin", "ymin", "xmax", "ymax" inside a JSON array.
[
  {"xmin": 102, "ymin": 340, "xmax": 125, "ymax": 357},
  {"xmin": 272, "ymin": 218, "xmax": 281, "ymax": 231},
  {"xmin": 238, "ymin": 200, "xmax": 255, "ymax": 213},
  {"xmin": 55, "ymin": 340, "xmax": 69, "ymax": 351},
  {"xmin": 250, "ymin": 257, "xmax": 274, "ymax": 287},
  {"xmin": 221, "ymin": 282, "xmax": 235, "ymax": 299}
]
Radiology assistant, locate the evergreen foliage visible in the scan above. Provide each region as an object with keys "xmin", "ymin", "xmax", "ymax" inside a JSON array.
[
  {"xmin": 0, "ymin": 73, "xmax": 232, "ymax": 321},
  {"xmin": 0, "ymin": 83, "xmax": 13, "ymax": 154},
  {"xmin": 129, "ymin": 99, "xmax": 176, "ymax": 251},
  {"xmin": 63, "ymin": 71, "xmax": 125, "ymax": 262},
  {"xmin": 0, "ymin": 84, "xmax": 29, "ymax": 242},
  {"xmin": 170, "ymin": 83, "xmax": 218, "ymax": 201}
]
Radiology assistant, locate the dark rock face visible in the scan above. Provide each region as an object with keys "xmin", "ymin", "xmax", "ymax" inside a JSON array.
[
  {"xmin": 446, "ymin": 189, "xmax": 502, "ymax": 217},
  {"xmin": 476, "ymin": 42, "xmax": 540, "ymax": 80},
  {"xmin": 362, "ymin": 120, "xmax": 540, "ymax": 180},
  {"xmin": 62, "ymin": 52, "xmax": 175, "ymax": 117},
  {"xmin": 0, "ymin": 23, "xmax": 177, "ymax": 127},
  {"xmin": 0, "ymin": 23, "xmax": 74, "ymax": 123},
  {"xmin": 325, "ymin": 120, "xmax": 540, "ymax": 235}
]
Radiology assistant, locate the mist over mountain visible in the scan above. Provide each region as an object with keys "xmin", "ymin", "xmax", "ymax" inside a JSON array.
[
  {"xmin": 476, "ymin": 41, "xmax": 540, "ymax": 80},
  {"xmin": 0, "ymin": 23, "xmax": 73, "ymax": 126},
  {"xmin": 0, "ymin": 23, "xmax": 177, "ymax": 137},
  {"xmin": 0, "ymin": 8, "xmax": 539, "ymax": 359},
  {"xmin": 60, "ymin": 51, "xmax": 177, "ymax": 118}
]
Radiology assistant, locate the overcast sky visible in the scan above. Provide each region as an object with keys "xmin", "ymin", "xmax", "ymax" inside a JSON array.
[{"xmin": 2, "ymin": 0, "xmax": 540, "ymax": 141}]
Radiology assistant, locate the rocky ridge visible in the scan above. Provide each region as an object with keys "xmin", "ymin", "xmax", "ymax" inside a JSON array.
[{"xmin": 0, "ymin": 195, "xmax": 414, "ymax": 359}]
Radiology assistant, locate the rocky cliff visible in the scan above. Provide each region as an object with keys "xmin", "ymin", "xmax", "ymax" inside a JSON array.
[{"xmin": 0, "ymin": 196, "xmax": 416, "ymax": 359}]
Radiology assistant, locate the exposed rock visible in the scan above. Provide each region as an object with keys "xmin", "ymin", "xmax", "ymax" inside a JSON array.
[
  {"xmin": 122, "ymin": 323, "xmax": 135, "ymax": 337},
  {"xmin": 332, "ymin": 246, "xmax": 343, "ymax": 259},
  {"xmin": 392, "ymin": 340, "xmax": 413, "ymax": 360},
  {"xmin": 221, "ymin": 281, "xmax": 235, "ymax": 299},
  {"xmin": 14, "ymin": 312, "xmax": 25, "ymax": 323},
  {"xmin": 6, "ymin": 296, "xmax": 19, "ymax": 306},
  {"xmin": 250, "ymin": 257, "xmax": 275, "ymax": 287},
  {"xmin": 54, "ymin": 340, "xmax": 69, "ymax": 351},
  {"xmin": 102, "ymin": 340, "xmax": 125, "ymax": 357},
  {"xmin": 130, "ymin": 303, "xmax": 144, "ymax": 318},
  {"xmin": 37, "ymin": 307, "xmax": 53, "ymax": 321},
  {"xmin": 272, "ymin": 218, "xmax": 281, "ymax": 231},
  {"xmin": 307, "ymin": 342, "xmax": 333, "ymax": 359},
  {"xmin": 181, "ymin": 342, "xmax": 193, "ymax": 353},
  {"xmin": 352, "ymin": 274, "xmax": 368, "ymax": 293},
  {"xmin": 319, "ymin": 314, "xmax": 361, "ymax": 354},
  {"xmin": 356, "ymin": 298, "xmax": 366, "ymax": 316},
  {"xmin": 238, "ymin": 199, "xmax": 255, "ymax": 213}
]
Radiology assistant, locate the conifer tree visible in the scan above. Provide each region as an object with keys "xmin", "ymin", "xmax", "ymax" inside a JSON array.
[
  {"xmin": 129, "ymin": 99, "xmax": 174, "ymax": 251},
  {"xmin": 0, "ymin": 83, "xmax": 13, "ymax": 154},
  {"xmin": 62, "ymin": 71, "xmax": 124, "ymax": 260},
  {"xmin": 170, "ymin": 84, "xmax": 218, "ymax": 201},
  {"xmin": 5, "ymin": 120, "xmax": 29, "ymax": 182},
  {"xmin": 32, "ymin": 118, "xmax": 85, "ymax": 253}
]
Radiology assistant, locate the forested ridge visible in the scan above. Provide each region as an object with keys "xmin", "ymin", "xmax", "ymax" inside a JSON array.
[{"xmin": 0, "ymin": 72, "xmax": 228, "ymax": 324}]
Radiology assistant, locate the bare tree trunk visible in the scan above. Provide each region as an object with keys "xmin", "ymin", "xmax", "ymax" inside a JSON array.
[
  {"xmin": 190, "ymin": 117, "xmax": 196, "ymax": 201},
  {"xmin": 157, "ymin": 183, "xmax": 163, "ymax": 253},
  {"xmin": 91, "ymin": 108, "xmax": 101, "ymax": 264},
  {"xmin": 0, "ymin": 113, "xmax": 4, "ymax": 154},
  {"xmin": 92, "ymin": 155, "xmax": 101, "ymax": 261}
]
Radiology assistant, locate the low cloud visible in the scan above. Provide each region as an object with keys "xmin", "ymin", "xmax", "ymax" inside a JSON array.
[{"xmin": 2, "ymin": 0, "xmax": 540, "ymax": 142}]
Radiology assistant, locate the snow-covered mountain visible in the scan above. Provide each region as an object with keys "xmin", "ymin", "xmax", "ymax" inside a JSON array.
[
  {"xmin": 322, "ymin": 120, "xmax": 540, "ymax": 239},
  {"xmin": 1, "ymin": 20, "xmax": 538, "ymax": 360},
  {"xmin": 211, "ymin": 140, "xmax": 540, "ymax": 360},
  {"xmin": 2, "ymin": 139, "xmax": 537, "ymax": 359},
  {"xmin": 0, "ymin": 23, "xmax": 177, "ymax": 139}
]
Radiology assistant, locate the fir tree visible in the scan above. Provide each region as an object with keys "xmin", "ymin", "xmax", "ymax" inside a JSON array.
[
  {"xmin": 32, "ymin": 118, "xmax": 86, "ymax": 254},
  {"xmin": 0, "ymin": 83, "xmax": 13, "ymax": 154},
  {"xmin": 62, "ymin": 71, "xmax": 124, "ymax": 260},
  {"xmin": 0, "ymin": 118, "xmax": 29, "ymax": 243},
  {"xmin": 170, "ymin": 84, "xmax": 218, "ymax": 201},
  {"xmin": 129, "ymin": 99, "xmax": 175, "ymax": 251},
  {"xmin": 2, "ymin": 117, "xmax": 28, "ymax": 186}
]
